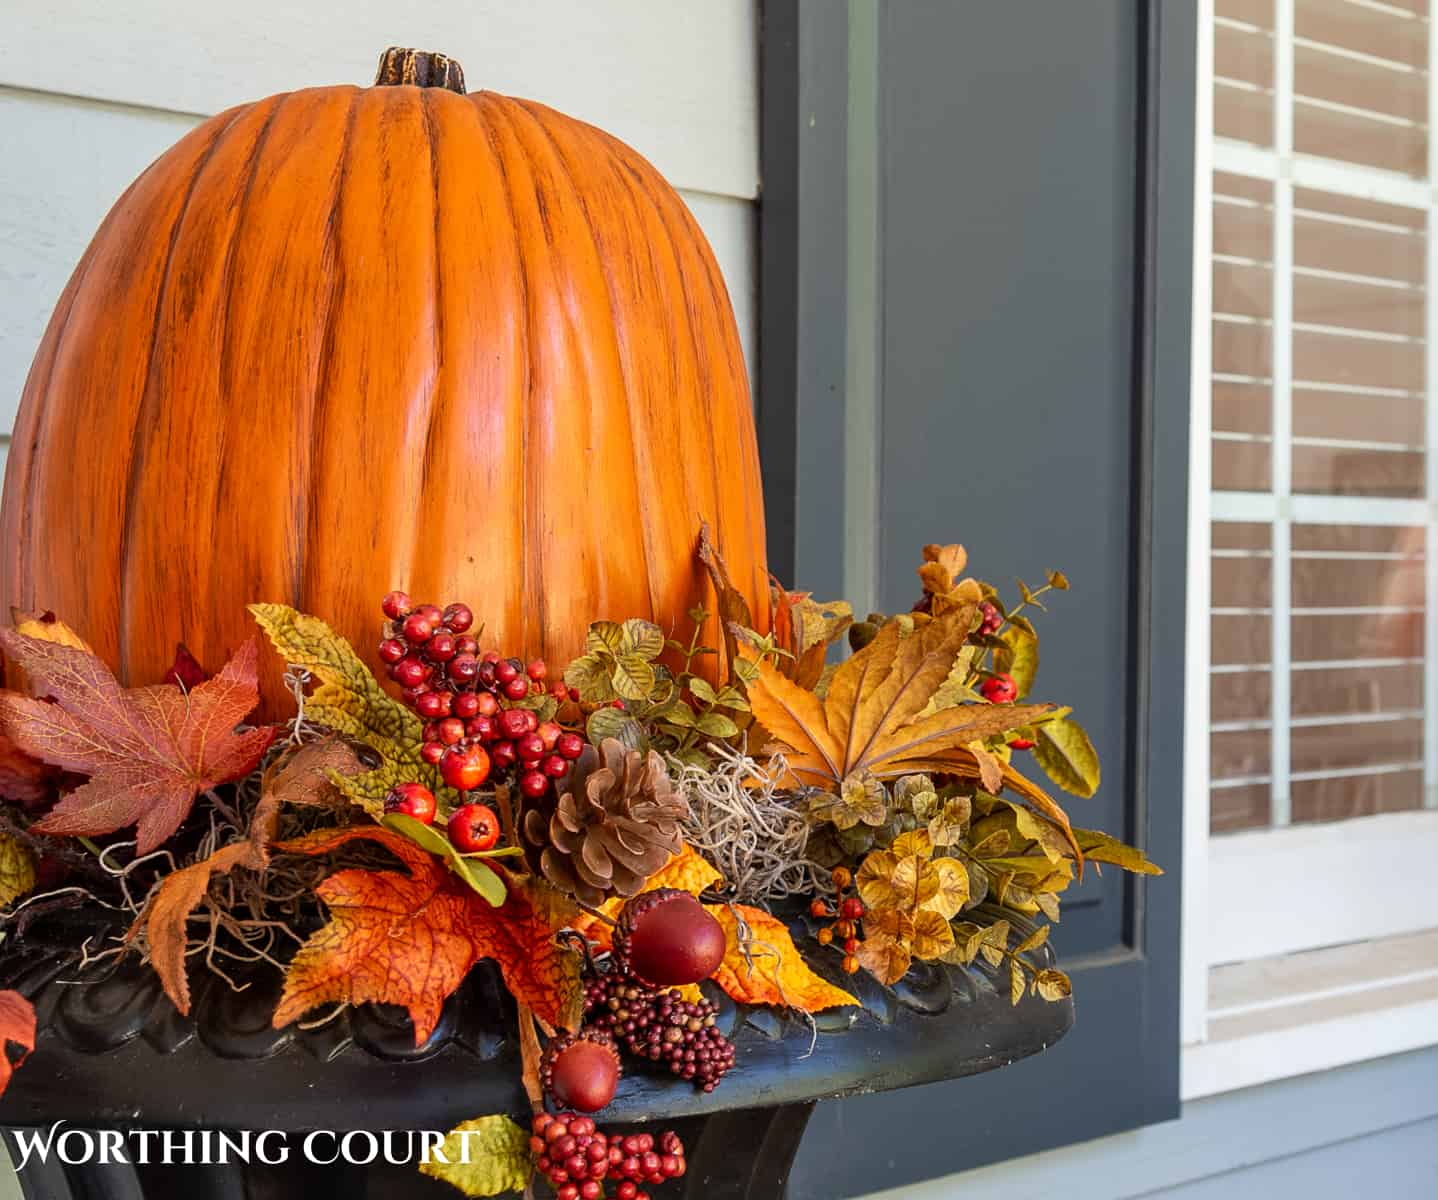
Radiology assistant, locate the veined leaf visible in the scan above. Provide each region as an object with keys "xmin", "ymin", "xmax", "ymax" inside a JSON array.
[{"xmin": 1034, "ymin": 718, "xmax": 1101, "ymax": 798}]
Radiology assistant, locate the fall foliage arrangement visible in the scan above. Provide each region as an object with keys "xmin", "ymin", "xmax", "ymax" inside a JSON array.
[
  {"xmin": 0, "ymin": 43, "xmax": 1159, "ymax": 1200},
  {"xmin": 0, "ymin": 532, "xmax": 1158, "ymax": 1197}
]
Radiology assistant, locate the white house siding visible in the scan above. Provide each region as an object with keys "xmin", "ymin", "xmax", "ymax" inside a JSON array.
[
  {"xmin": 838, "ymin": 1045, "xmax": 1438, "ymax": 1200},
  {"xmin": 0, "ymin": 0, "xmax": 760, "ymax": 484}
]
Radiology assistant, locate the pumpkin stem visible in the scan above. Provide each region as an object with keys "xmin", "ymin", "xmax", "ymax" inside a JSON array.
[{"xmin": 373, "ymin": 47, "xmax": 466, "ymax": 94}]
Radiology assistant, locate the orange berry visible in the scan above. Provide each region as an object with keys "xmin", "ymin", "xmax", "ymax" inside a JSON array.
[
  {"xmin": 809, "ymin": 899, "xmax": 831, "ymax": 919},
  {"xmin": 841, "ymin": 955, "xmax": 860, "ymax": 974},
  {"xmin": 831, "ymin": 867, "xmax": 853, "ymax": 890},
  {"xmin": 842, "ymin": 937, "xmax": 858, "ymax": 955},
  {"xmin": 835, "ymin": 919, "xmax": 855, "ymax": 939},
  {"xmin": 816, "ymin": 927, "xmax": 834, "ymax": 946}
]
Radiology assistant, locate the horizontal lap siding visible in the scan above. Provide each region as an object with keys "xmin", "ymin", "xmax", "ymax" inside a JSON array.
[{"xmin": 0, "ymin": 1, "xmax": 760, "ymax": 437}]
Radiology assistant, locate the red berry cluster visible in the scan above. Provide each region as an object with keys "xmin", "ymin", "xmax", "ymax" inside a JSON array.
[
  {"xmin": 979, "ymin": 601, "xmax": 1003, "ymax": 635},
  {"xmin": 378, "ymin": 590, "xmax": 585, "ymax": 799},
  {"xmin": 810, "ymin": 867, "xmax": 864, "ymax": 974},
  {"xmin": 584, "ymin": 974, "xmax": 736, "ymax": 1093},
  {"xmin": 530, "ymin": 1112, "xmax": 685, "ymax": 1199}
]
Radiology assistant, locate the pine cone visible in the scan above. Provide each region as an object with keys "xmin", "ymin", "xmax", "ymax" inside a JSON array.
[{"xmin": 522, "ymin": 737, "xmax": 687, "ymax": 906}]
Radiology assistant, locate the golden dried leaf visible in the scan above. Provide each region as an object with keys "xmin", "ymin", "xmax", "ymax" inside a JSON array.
[
  {"xmin": 921, "ymin": 543, "xmax": 967, "ymax": 581},
  {"xmin": 889, "ymin": 855, "xmax": 940, "ymax": 911},
  {"xmin": 0, "ymin": 835, "xmax": 35, "ymax": 908},
  {"xmin": 418, "ymin": 1114, "xmax": 532, "ymax": 1197},
  {"xmin": 1034, "ymin": 968, "xmax": 1073, "ymax": 1002},
  {"xmin": 968, "ymin": 741, "xmax": 1003, "ymax": 793},
  {"xmin": 925, "ymin": 857, "xmax": 969, "ymax": 920},
  {"xmin": 928, "ymin": 796, "xmax": 972, "ymax": 847},
  {"xmin": 909, "ymin": 909, "xmax": 956, "ymax": 960},
  {"xmin": 856, "ymin": 849, "xmax": 900, "ymax": 911},
  {"xmin": 855, "ymin": 933, "xmax": 912, "ymax": 985},
  {"xmin": 890, "ymin": 829, "xmax": 934, "ymax": 860},
  {"xmin": 1033, "ymin": 718, "xmax": 1101, "ymax": 798},
  {"xmin": 707, "ymin": 903, "xmax": 857, "ymax": 1012},
  {"xmin": 1073, "ymin": 827, "xmax": 1163, "ymax": 875}
]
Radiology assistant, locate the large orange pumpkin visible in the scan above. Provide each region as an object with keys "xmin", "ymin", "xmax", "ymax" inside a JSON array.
[{"xmin": 0, "ymin": 49, "xmax": 769, "ymax": 718}]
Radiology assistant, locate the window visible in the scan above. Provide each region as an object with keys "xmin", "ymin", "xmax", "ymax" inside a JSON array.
[{"xmin": 1186, "ymin": 0, "xmax": 1438, "ymax": 1094}]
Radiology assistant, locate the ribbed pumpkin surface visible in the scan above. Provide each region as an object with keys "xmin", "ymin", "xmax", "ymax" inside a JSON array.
[{"xmin": 0, "ymin": 83, "xmax": 769, "ymax": 718}]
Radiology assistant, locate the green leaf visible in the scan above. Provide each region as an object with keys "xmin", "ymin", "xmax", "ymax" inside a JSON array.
[
  {"xmin": 658, "ymin": 702, "xmax": 697, "ymax": 729},
  {"xmin": 694, "ymin": 711, "xmax": 740, "ymax": 738},
  {"xmin": 997, "ymin": 624, "xmax": 1039, "ymax": 699},
  {"xmin": 586, "ymin": 621, "xmax": 626, "ymax": 657},
  {"xmin": 1034, "ymin": 968, "xmax": 1072, "ymax": 1001},
  {"xmin": 418, "ymin": 1113, "xmax": 531, "ymax": 1197},
  {"xmin": 610, "ymin": 654, "xmax": 657, "ymax": 702},
  {"xmin": 563, "ymin": 654, "xmax": 616, "ymax": 703},
  {"xmin": 382, "ymin": 814, "xmax": 506, "ymax": 906},
  {"xmin": 1033, "ymin": 718, "xmax": 1101, "ymax": 798},
  {"xmin": 1072, "ymin": 827, "xmax": 1163, "ymax": 875},
  {"xmin": 621, "ymin": 619, "xmax": 665, "ymax": 661},
  {"xmin": 585, "ymin": 707, "xmax": 650, "ymax": 752},
  {"xmin": 687, "ymin": 676, "xmax": 718, "ymax": 704}
]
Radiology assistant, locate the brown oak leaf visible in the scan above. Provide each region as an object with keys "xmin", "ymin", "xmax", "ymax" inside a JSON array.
[
  {"xmin": 0, "ymin": 633, "xmax": 273, "ymax": 854},
  {"xmin": 740, "ymin": 615, "xmax": 1080, "ymax": 860},
  {"xmin": 0, "ymin": 990, "xmax": 35, "ymax": 1097},
  {"xmin": 272, "ymin": 826, "xmax": 582, "ymax": 1043}
]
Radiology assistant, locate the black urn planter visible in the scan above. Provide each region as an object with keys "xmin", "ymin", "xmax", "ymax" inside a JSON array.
[{"xmin": 0, "ymin": 903, "xmax": 1071, "ymax": 1199}]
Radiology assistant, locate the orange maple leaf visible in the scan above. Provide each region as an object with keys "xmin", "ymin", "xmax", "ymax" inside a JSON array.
[
  {"xmin": 707, "ymin": 904, "xmax": 857, "ymax": 1012},
  {"xmin": 272, "ymin": 826, "xmax": 582, "ymax": 1043},
  {"xmin": 0, "ymin": 990, "xmax": 35, "ymax": 1097},
  {"xmin": 0, "ymin": 633, "xmax": 274, "ymax": 854}
]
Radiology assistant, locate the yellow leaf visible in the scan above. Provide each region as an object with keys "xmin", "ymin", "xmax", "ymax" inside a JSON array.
[
  {"xmin": 921, "ymin": 543, "xmax": 967, "ymax": 580},
  {"xmin": 968, "ymin": 741, "xmax": 1003, "ymax": 793},
  {"xmin": 998, "ymin": 624, "xmax": 1039, "ymax": 697},
  {"xmin": 928, "ymin": 796, "xmax": 972, "ymax": 847},
  {"xmin": 910, "ymin": 909, "xmax": 956, "ymax": 960},
  {"xmin": 1033, "ymin": 718, "xmax": 1101, "ymax": 798},
  {"xmin": 10, "ymin": 611, "xmax": 93, "ymax": 654},
  {"xmin": 865, "ymin": 906, "xmax": 914, "ymax": 943},
  {"xmin": 924, "ymin": 857, "xmax": 969, "ymax": 920},
  {"xmin": 1034, "ymin": 968, "xmax": 1073, "ymax": 1002},
  {"xmin": 856, "ymin": 849, "xmax": 900, "ymax": 910},
  {"xmin": 248, "ymin": 604, "xmax": 438, "ymax": 815},
  {"xmin": 418, "ymin": 1114, "xmax": 531, "ymax": 1197},
  {"xmin": 890, "ymin": 829, "xmax": 933, "ymax": 860},
  {"xmin": 708, "ymin": 904, "xmax": 857, "ymax": 1012},
  {"xmin": 0, "ymin": 835, "xmax": 35, "ymax": 908},
  {"xmin": 890, "ymin": 856, "xmax": 940, "ymax": 911}
]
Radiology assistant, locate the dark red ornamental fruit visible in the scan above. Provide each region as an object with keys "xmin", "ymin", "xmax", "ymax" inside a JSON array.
[
  {"xmin": 448, "ymin": 803, "xmax": 500, "ymax": 853},
  {"xmin": 420, "ymin": 741, "xmax": 446, "ymax": 766},
  {"xmin": 527, "ymin": 658, "xmax": 548, "ymax": 682},
  {"xmin": 393, "ymin": 656, "xmax": 429, "ymax": 689},
  {"xmin": 377, "ymin": 637, "xmax": 407, "ymax": 665},
  {"xmin": 495, "ymin": 658, "xmax": 520, "ymax": 685},
  {"xmin": 440, "ymin": 744, "xmax": 491, "ymax": 792},
  {"xmin": 520, "ymin": 769, "xmax": 550, "ymax": 799},
  {"xmin": 541, "ymin": 1029, "xmax": 622, "ymax": 1113},
  {"xmin": 979, "ymin": 601, "xmax": 1003, "ymax": 635},
  {"xmin": 557, "ymin": 731, "xmax": 585, "ymax": 760},
  {"xmin": 497, "ymin": 708, "xmax": 531, "ymax": 740},
  {"xmin": 424, "ymin": 631, "xmax": 457, "ymax": 662},
  {"xmin": 980, "ymin": 673, "xmax": 1018, "ymax": 704},
  {"xmin": 616, "ymin": 888, "xmax": 727, "ymax": 987},
  {"xmin": 839, "ymin": 896, "xmax": 864, "ymax": 920},
  {"xmin": 402, "ymin": 612, "xmax": 435, "ymax": 643},
  {"xmin": 438, "ymin": 717, "xmax": 466, "ymax": 746},
  {"xmin": 383, "ymin": 782, "xmax": 436, "ymax": 825},
  {"xmin": 1008, "ymin": 736, "xmax": 1036, "ymax": 751},
  {"xmin": 452, "ymin": 691, "xmax": 480, "ymax": 719},
  {"xmin": 491, "ymin": 740, "xmax": 518, "ymax": 770},
  {"xmin": 442, "ymin": 602, "xmax": 473, "ymax": 633},
  {"xmin": 381, "ymin": 590, "xmax": 413, "ymax": 621},
  {"xmin": 503, "ymin": 676, "xmax": 530, "ymax": 701}
]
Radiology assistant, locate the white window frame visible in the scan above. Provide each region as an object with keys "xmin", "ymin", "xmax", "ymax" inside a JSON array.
[{"xmin": 1183, "ymin": 0, "xmax": 1438, "ymax": 1099}]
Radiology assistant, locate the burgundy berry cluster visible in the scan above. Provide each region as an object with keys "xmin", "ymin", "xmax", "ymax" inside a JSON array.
[
  {"xmin": 530, "ymin": 1112, "xmax": 686, "ymax": 1200},
  {"xmin": 377, "ymin": 591, "xmax": 585, "ymax": 800}
]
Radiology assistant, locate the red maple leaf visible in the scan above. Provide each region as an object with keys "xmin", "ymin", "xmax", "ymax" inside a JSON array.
[
  {"xmin": 0, "ymin": 632, "xmax": 274, "ymax": 853},
  {"xmin": 0, "ymin": 990, "xmax": 35, "ymax": 1097},
  {"xmin": 272, "ymin": 826, "xmax": 582, "ymax": 1044}
]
